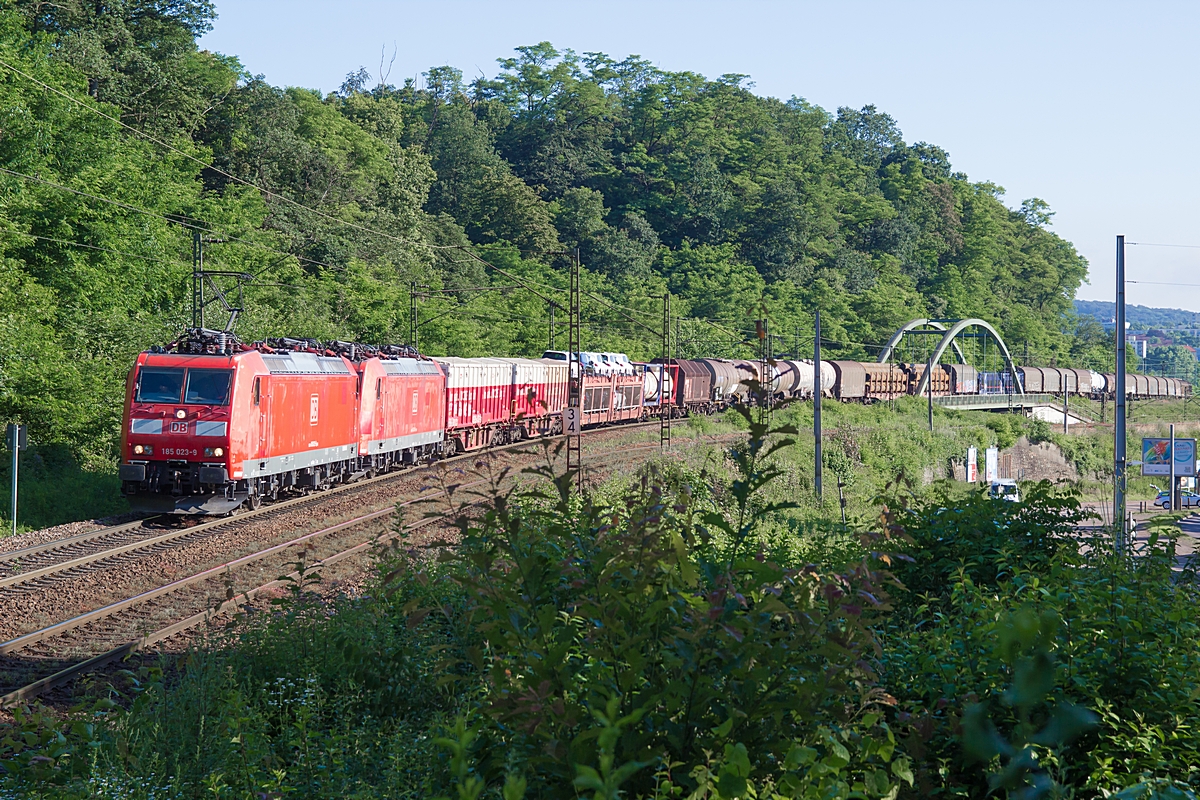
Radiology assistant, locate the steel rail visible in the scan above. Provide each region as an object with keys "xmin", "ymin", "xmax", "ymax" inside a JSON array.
[
  {"xmin": 0, "ymin": 488, "xmax": 455, "ymax": 655},
  {"xmin": 0, "ymin": 439, "xmax": 668, "ymax": 708},
  {"xmin": 0, "ymin": 466, "xmax": 432, "ymax": 584},
  {"xmin": 0, "ymin": 518, "xmax": 157, "ymax": 564},
  {"xmin": 0, "ymin": 512, "xmax": 449, "ymax": 708},
  {"xmin": 0, "ymin": 437, "xmax": 663, "ymax": 653},
  {"xmin": 0, "ymin": 524, "xmax": 243, "ymax": 589},
  {"xmin": 0, "ymin": 419, "xmax": 665, "ymax": 584}
]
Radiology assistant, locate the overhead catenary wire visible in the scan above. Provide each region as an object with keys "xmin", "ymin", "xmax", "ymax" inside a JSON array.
[
  {"xmin": 0, "ymin": 229, "xmax": 323, "ymax": 298},
  {"xmin": 0, "ymin": 229, "xmax": 190, "ymax": 269},
  {"xmin": 453, "ymin": 247, "xmax": 567, "ymax": 309},
  {"xmin": 2, "ymin": 157, "xmax": 810, "ymax": 348},
  {"xmin": 2, "ymin": 154, "xmax": 897, "ymax": 354},
  {"xmin": 0, "ymin": 56, "xmax": 458, "ymax": 254},
  {"xmin": 0, "ymin": 165, "xmax": 345, "ymax": 274}
]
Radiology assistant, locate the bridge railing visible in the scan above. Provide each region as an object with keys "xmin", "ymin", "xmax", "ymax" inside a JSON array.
[{"xmin": 932, "ymin": 393, "xmax": 1057, "ymax": 409}]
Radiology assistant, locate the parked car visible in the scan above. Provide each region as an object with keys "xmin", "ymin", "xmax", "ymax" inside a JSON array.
[{"xmin": 1153, "ymin": 488, "xmax": 1200, "ymax": 509}]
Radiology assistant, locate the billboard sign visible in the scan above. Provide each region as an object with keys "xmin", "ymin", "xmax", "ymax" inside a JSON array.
[
  {"xmin": 985, "ymin": 447, "xmax": 999, "ymax": 482},
  {"xmin": 1141, "ymin": 438, "xmax": 1197, "ymax": 477},
  {"xmin": 966, "ymin": 446, "xmax": 977, "ymax": 482}
]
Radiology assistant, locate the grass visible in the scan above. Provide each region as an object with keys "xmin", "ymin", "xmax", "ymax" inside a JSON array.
[
  {"xmin": 0, "ymin": 443, "xmax": 128, "ymax": 534},
  {"xmin": 6, "ymin": 405, "xmax": 1200, "ymax": 798}
]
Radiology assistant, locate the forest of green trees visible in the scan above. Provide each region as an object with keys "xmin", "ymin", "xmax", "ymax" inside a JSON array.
[
  {"xmin": 13, "ymin": 5, "xmax": 1200, "ymax": 798},
  {"xmin": 2, "ymin": 0, "xmax": 1103, "ymax": 473}
]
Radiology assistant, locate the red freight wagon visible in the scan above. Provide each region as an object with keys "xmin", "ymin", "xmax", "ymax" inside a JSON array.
[
  {"xmin": 355, "ymin": 356, "xmax": 446, "ymax": 471},
  {"xmin": 120, "ymin": 347, "xmax": 360, "ymax": 514},
  {"xmin": 492, "ymin": 358, "xmax": 569, "ymax": 435},
  {"xmin": 437, "ymin": 357, "xmax": 514, "ymax": 452},
  {"xmin": 581, "ymin": 373, "xmax": 645, "ymax": 425}
]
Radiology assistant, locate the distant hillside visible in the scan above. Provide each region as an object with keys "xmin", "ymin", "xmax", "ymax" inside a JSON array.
[{"xmin": 1074, "ymin": 300, "xmax": 1200, "ymax": 330}]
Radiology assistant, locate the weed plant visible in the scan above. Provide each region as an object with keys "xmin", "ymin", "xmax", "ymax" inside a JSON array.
[{"xmin": 7, "ymin": 400, "xmax": 1200, "ymax": 797}]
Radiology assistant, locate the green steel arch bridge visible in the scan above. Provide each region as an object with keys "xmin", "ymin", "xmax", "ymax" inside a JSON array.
[{"xmin": 879, "ymin": 318, "xmax": 1083, "ymax": 417}]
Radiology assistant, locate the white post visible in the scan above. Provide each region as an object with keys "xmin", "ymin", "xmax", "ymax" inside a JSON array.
[
  {"xmin": 1170, "ymin": 424, "xmax": 1177, "ymax": 511},
  {"xmin": 8, "ymin": 425, "xmax": 17, "ymax": 537}
]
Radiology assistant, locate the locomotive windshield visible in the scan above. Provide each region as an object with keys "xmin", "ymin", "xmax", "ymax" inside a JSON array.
[
  {"xmin": 136, "ymin": 368, "xmax": 185, "ymax": 403},
  {"xmin": 185, "ymin": 369, "xmax": 233, "ymax": 405}
]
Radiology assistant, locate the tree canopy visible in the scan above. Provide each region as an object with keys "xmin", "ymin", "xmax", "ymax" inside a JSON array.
[{"xmin": 0, "ymin": 3, "xmax": 1097, "ymax": 466}]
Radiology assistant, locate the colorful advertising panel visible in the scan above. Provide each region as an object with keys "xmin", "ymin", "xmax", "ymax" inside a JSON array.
[{"xmin": 1142, "ymin": 438, "xmax": 1197, "ymax": 477}]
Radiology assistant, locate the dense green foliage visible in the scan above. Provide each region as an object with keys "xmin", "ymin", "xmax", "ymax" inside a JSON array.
[
  {"xmin": 1075, "ymin": 300, "xmax": 1200, "ymax": 333},
  {"xmin": 4, "ymin": 412, "xmax": 1200, "ymax": 798},
  {"xmin": 2, "ymin": 1, "xmax": 1097, "ymax": 496}
]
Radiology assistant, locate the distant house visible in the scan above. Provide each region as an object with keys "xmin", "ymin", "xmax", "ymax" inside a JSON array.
[{"xmin": 1126, "ymin": 334, "xmax": 1150, "ymax": 358}]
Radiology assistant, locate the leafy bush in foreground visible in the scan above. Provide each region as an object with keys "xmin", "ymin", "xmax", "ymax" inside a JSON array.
[
  {"xmin": 7, "ymin": 416, "xmax": 1200, "ymax": 798},
  {"xmin": 424, "ymin": 412, "xmax": 901, "ymax": 796}
]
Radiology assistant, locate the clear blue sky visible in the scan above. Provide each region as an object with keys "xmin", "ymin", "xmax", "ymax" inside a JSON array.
[{"xmin": 199, "ymin": 0, "xmax": 1200, "ymax": 312}]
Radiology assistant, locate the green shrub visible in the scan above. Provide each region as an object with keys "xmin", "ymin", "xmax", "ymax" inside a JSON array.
[
  {"xmin": 888, "ymin": 480, "xmax": 1089, "ymax": 611},
  {"xmin": 8, "ymin": 412, "xmax": 1200, "ymax": 799},
  {"xmin": 883, "ymin": 510, "xmax": 1200, "ymax": 795},
  {"xmin": 425, "ymin": 408, "xmax": 898, "ymax": 796}
]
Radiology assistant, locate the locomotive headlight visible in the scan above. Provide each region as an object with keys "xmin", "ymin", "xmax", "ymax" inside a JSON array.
[
  {"xmin": 175, "ymin": 409, "xmax": 186, "ymax": 419},
  {"xmin": 133, "ymin": 444, "xmax": 144, "ymax": 455},
  {"xmin": 204, "ymin": 447, "xmax": 225, "ymax": 457}
]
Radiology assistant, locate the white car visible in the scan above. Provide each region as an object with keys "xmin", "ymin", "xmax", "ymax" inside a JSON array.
[
  {"xmin": 607, "ymin": 353, "xmax": 637, "ymax": 375},
  {"xmin": 579, "ymin": 352, "xmax": 608, "ymax": 375},
  {"xmin": 1154, "ymin": 489, "xmax": 1200, "ymax": 509}
]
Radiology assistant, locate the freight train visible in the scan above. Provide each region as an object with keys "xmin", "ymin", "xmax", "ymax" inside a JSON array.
[{"xmin": 119, "ymin": 329, "xmax": 1189, "ymax": 514}]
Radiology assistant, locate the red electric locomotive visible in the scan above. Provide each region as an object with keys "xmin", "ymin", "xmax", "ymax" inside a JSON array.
[
  {"xmin": 120, "ymin": 332, "xmax": 360, "ymax": 513},
  {"xmin": 352, "ymin": 348, "xmax": 446, "ymax": 473}
]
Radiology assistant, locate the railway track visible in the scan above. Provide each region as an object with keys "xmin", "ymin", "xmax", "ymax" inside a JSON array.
[
  {"xmin": 0, "ymin": 518, "xmax": 158, "ymax": 565},
  {"xmin": 0, "ymin": 430, "xmax": 671, "ymax": 708},
  {"xmin": 0, "ymin": 423, "xmax": 664, "ymax": 597}
]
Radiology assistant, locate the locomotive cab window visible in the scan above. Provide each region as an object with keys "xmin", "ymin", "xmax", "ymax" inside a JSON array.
[
  {"xmin": 253, "ymin": 377, "xmax": 261, "ymax": 406},
  {"xmin": 136, "ymin": 367, "xmax": 185, "ymax": 404},
  {"xmin": 185, "ymin": 369, "xmax": 233, "ymax": 405}
]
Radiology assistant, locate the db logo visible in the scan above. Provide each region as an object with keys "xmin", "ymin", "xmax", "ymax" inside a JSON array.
[{"xmin": 170, "ymin": 421, "xmax": 188, "ymax": 434}]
